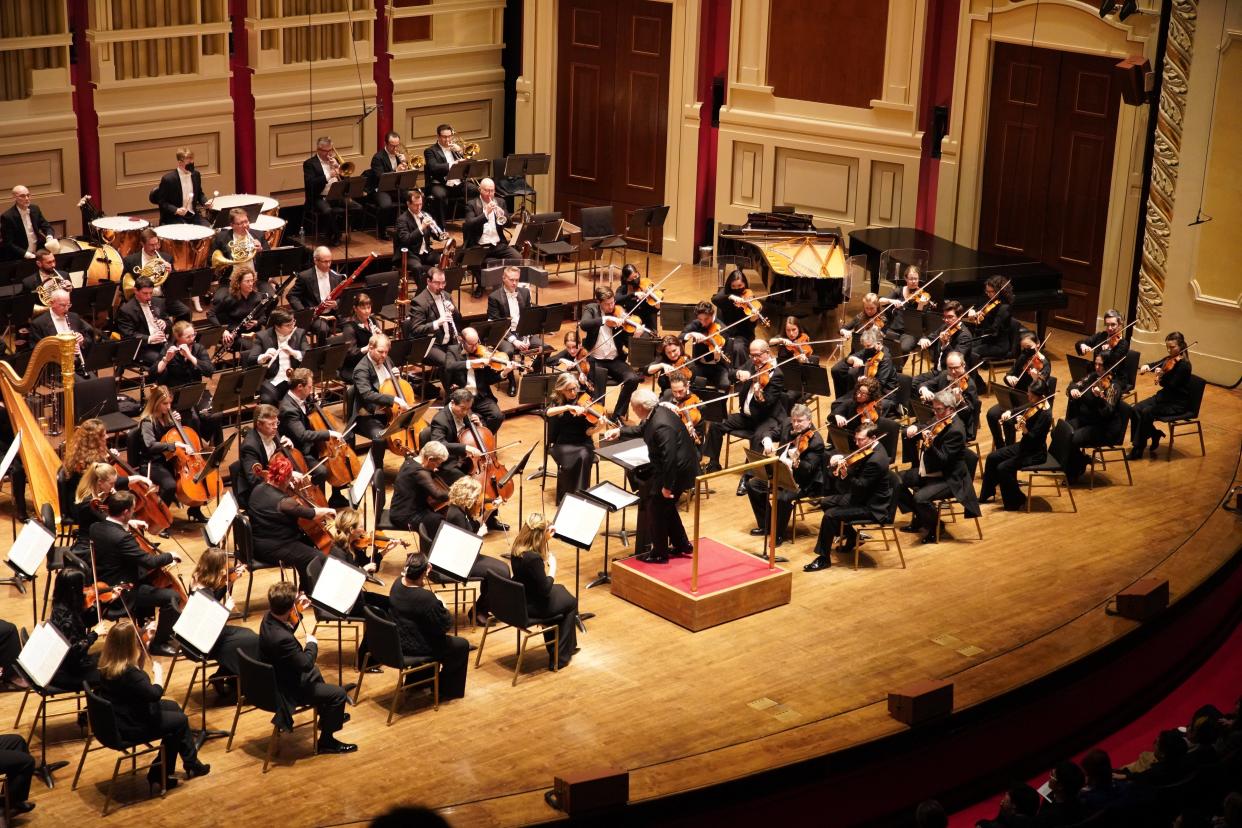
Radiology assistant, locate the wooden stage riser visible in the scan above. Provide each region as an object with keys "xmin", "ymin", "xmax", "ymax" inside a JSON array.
[{"xmin": 609, "ymin": 562, "xmax": 793, "ymax": 632}]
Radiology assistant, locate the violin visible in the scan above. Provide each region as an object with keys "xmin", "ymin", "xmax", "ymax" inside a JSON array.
[
  {"xmin": 702, "ymin": 321, "xmax": 728, "ymax": 363},
  {"xmin": 161, "ymin": 415, "xmax": 222, "ymax": 507},
  {"xmin": 661, "ymin": 354, "xmax": 693, "ymax": 382},
  {"xmin": 909, "ymin": 289, "xmax": 936, "ymax": 308},
  {"xmin": 83, "ymin": 580, "xmax": 131, "ymax": 611},
  {"xmin": 864, "ymin": 348, "xmax": 884, "ymax": 378},
  {"xmin": 856, "ymin": 399, "xmax": 880, "ymax": 424},
  {"xmin": 731, "ymin": 289, "xmax": 768, "ymax": 326},
  {"xmin": 771, "ymin": 333, "xmax": 813, "ymax": 360},
  {"xmin": 753, "ymin": 362, "xmax": 775, "ymax": 402},
  {"xmin": 563, "ymin": 392, "xmax": 612, "ymax": 426},
  {"xmin": 671, "ymin": 392, "xmax": 703, "ymax": 443},
  {"xmin": 1015, "ymin": 399, "xmax": 1050, "ymax": 431},
  {"xmin": 108, "ymin": 450, "xmax": 173, "ymax": 534},
  {"xmin": 834, "ymin": 444, "xmax": 874, "ymax": 478},
  {"xmin": 636, "ymin": 277, "xmax": 664, "ymax": 307},
  {"xmin": 351, "ymin": 531, "xmax": 409, "ymax": 558},
  {"xmin": 307, "ymin": 393, "xmax": 362, "ymax": 489}
]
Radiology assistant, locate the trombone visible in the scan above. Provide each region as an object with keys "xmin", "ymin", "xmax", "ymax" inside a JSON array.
[{"xmin": 330, "ymin": 148, "xmax": 355, "ymax": 178}]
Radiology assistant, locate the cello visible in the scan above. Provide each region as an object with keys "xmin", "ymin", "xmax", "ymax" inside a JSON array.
[
  {"xmin": 380, "ymin": 357, "xmax": 419, "ymax": 454},
  {"xmin": 252, "ymin": 457, "xmax": 334, "ymax": 555},
  {"xmin": 108, "ymin": 449, "xmax": 173, "ymax": 534},
  {"xmin": 162, "ymin": 414, "xmax": 222, "ymax": 507},
  {"xmin": 458, "ymin": 415, "xmax": 514, "ymax": 505},
  {"xmin": 307, "ymin": 393, "xmax": 362, "ymax": 488}
]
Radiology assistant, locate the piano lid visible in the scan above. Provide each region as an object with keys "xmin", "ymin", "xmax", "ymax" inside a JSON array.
[{"xmin": 721, "ymin": 212, "xmax": 848, "ymax": 280}]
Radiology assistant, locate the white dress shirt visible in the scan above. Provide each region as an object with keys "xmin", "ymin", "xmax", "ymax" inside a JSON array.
[
  {"xmin": 178, "ymin": 169, "xmax": 194, "ymax": 210},
  {"xmin": 50, "ymin": 312, "xmax": 71, "ymax": 335},
  {"xmin": 18, "ymin": 207, "xmax": 36, "ymax": 253},
  {"xmin": 441, "ymin": 146, "xmax": 460, "ymax": 186},
  {"xmin": 315, "ymin": 267, "xmax": 333, "ymax": 302},
  {"xmin": 595, "ymin": 320, "xmax": 618, "ymax": 361},
  {"xmin": 320, "ymin": 158, "xmax": 335, "ymax": 195},
  {"xmin": 139, "ymin": 301, "xmax": 161, "ymax": 337},
  {"xmin": 478, "ymin": 200, "xmax": 500, "ymax": 246}
]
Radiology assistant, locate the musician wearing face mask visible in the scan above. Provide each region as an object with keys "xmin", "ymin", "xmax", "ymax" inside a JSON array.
[
  {"xmin": 896, "ymin": 391, "xmax": 980, "ymax": 545},
  {"xmin": 116, "ymin": 276, "xmax": 173, "ymax": 368},
  {"xmin": 463, "ymin": 178, "xmax": 521, "ymax": 296},
  {"xmin": 745, "ymin": 404, "xmax": 825, "ymax": 547},
  {"xmin": 123, "ymin": 229, "xmax": 191, "ymax": 322},
  {"xmin": 405, "ymin": 266, "xmax": 462, "ymax": 372},
  {"xmin": 979, "ymin": 379, "xmax": 1052, "ymax": 511},
  {"xmin": 986, "ymin": 331, "xmax": 1051, "ymax": 448},
  {"xmin": 28, "ymin": 289, "xmax": 94, "ymax": 374},
  {"xmin": 245, "ymin": 308, "xmax": 307, "ymax": 405},
  {"xmin": 303, "ymin": 136, "xmax": 344, "ymax": 247},
  {"xmin": 288, "ymin": 246, "xmax": 342, "ymax": 342},
  {"xmin": 368, "ymin": 131, "xmax": 407, "ymax": 240},
  {"xmin": 394, "ymin": 189, "xmax": 446, "ymax": 276},
  {"xmin": 156, "ymin": 147, "xmax": 207, "ymax": 226}
]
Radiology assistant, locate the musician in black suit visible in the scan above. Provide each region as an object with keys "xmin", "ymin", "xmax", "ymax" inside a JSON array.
[
  {"xmin": 965, "ymin": 275, "xmax": 1014, "ymax": 360},
  {"xmin": 896, "ymin": 390, "xmax": 981, "ymax": 544},
  {"xmin": 603, "ymin": 388, "xmax": 699, "ymax": 564},
  {"xmin": 279, "ymin": 368, "xmax": 347, "ymax": 502},
  {"xmin": 1074, "ymin": 309, "xmax": 1131, "ymax": 364},
  {"xmin": 700, "ymin": 339, "xmax": 788, "ymax": 476},
  {"xmin": 122, "ymin": 229, "xmax": 191, "ymax": 322},
  {"xmin": 914, "ymin": 300, "xmax": 974, "ymax": 387},
  {"xmin": 579, "ymin": 287, "xmax": 640, "ymax": 423},
  {"xmin": 680, "ymin": 301, "xmax": 731, "ymax": 390},
  {"xmin": 403, "ymin": 266, "xmax": 461, "ymax": 370},
  {"xmin": 388, "ymin": 552, "xmax": 469, "ymax": 699},
  {"xmin": 244, "ymin": 308, "xmax": 308, "ymax": 405},
  {"xmin": 393, "ymin": 189, "xmax": 445, "ymax": 275},
  {"xmin": 155, "ymin": 148, "xmax": 208, "ymax": 226},
  {"xmin": 28, "ymin": 289, "xmax": 94, "ymax": 373},
  {"xmin": 1064, "ymin": 354, "xmax": 1130, "ymax": 481},
  {"xmin": 916, "ymin": 350, "xmax": 981, "ymax": 442},
  {"xmin": 443, "ymin": 327, "xmax": 514, "ymax": 435},
  {"xmin": 115, "ymin": 276, "xmax": 173, "ymax": 368},
  {"xmin": 367, "ymin": 131, "xmax": 406, "ymax": 241},
  {"xmin": 259, "ymin": 580, "xmax": 355, "ymax": 754},
  {"xmin": 980, "ymin": 379, "xmax": 1052, "ymax": 511},
  {"xmin": 462, "ymin": 178, "xmax": 520, "ymax": 284},
  {"xmin": 20, "ymin": 247, "xmax": 71, "ymax": 295},
  {"xmin": 208, "ymin": 208, "xmax": 269, "ymax": 267},
  {"xmin": 986, "ymin": 331, "xmax": 1051, "ymax": 448},
  {"xmin": 350, "ymin": 333, "xmax": 412, "ymax": 514},
  {"xmin": 745, "ymin": 404, "xmax": 825, "ymax": 546},
  {"xmin": 1129, "ymin": 331, "xmax": 1194, "ymax": 460},
  {"xmin": 830, "ymin": 326, "xmax": 897, "ymax": 399},
  {"xmin": 389, "ymin": 442, "xmax": 450, "ymax": 533},
  {"xmin": 288, "ymin": 246, "xmax": 342, "ymax": 342},
  {"xmin": 1, "ymin": 185, "xmax": 54, "ymax": 261},
  {"xmin": 806, "ymin": 424, "xmax": 893, "ymax": 571},
  {"xmin": 90, "ymin": 492, "xmax": 183, "ymax": 656},
  {"xmin": 487, "ymin": 265, "xmax": 542, "ymax": 395},
  {"xmin": 248, "ymin": 453, "xmax": 334, "ymax": 584},
  {"xmin": 237, "ymin": 404, "xmax": 292, "ymax": 505},
  {"xmin": 545, "ymin": 373, "xmax": 602, "ymax": 506},
  {"xmin": 338, "ymin": 291, "xmax": 383, "ymax": 380},
  {"xmin": 421, "ymin": 388, "xmax": 485, "ymax": 486},
  {"xmin": 152, "ymin": 320, "xmax": 220, "ymax": 444},
  {"xmin": 422, "ymin": 124, "xmax": 476, "ymax": 227},
  {"xmin": 303, "ymin": 136, "xmax": 343, "ymax": 246}
]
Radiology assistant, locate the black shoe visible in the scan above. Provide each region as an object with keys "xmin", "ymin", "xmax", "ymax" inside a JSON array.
[
  {"xmin": 147, "ymin": 764, "xmax": 178, "ymax": 791},
  {"xmin": 703, "ymin": 462, "xmax": 723, "ymax": 474},
  {"xmin": 1149, "ymin": 432, "xmax": 1162, "ymax": 457},
  {"xmin": 899, "ymin": 523, "xmax": 923, "ymax": 534},
  {"xmin": 803, "ymin": 556, "xmax": 831, "ymax": 572},
  {"xmin": 936, "ymin": 523, "xmax": 951, "ymax": 539},
  {"xmin": 187, "ymin": 507, "xmax": 208, "ymax": 524},
  {"xmin": 158, "ymin": 529, "xmax": 172, "ymax": 539},
  {"xmin": 185, "ymin": 761, "xmax": 211, "ymax": 779},
  {"xmin": 488, "ymin": 519, "xmax": 510, "ymax": 533},
  {"xmin": 920, "ymin": 534, "xmax": 939, "ymax": 545},
  {"xmin": 636, "ymin": 551, "xmax": 668, "ymax": 564},
  {"xmin": 1127, "ymin": 445, "xmax": 1145, "ymax": 461},
  {"xmin": 507, "ymin": 381, "xmax": 517, "ymax": 397},
  {"xmin": 978, "ymin": 493, "xmax": 995, "ymax": 504},
  {"xmin": 317, "ymin": 738, "xmax": 358, "ymax": 754},
  {"xmin": 749, "ymin": 527, "xmax": 767, "ymax": 536},
  {"xmin": 328, "ymin": 492, "xmax": 349, "ymax": 508},
  {"xmin": 12, "ymin": 801, "xmax": 34, "ymax": 814},
  {"xmin": 736, "ymin": 479, "xmax": 747, "ymax": 496},
  {"xmin": 150, "ymin": 642, "xmax": 179, "ymax": 658}
]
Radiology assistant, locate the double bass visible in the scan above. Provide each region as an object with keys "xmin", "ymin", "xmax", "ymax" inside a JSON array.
[{"xmin": 162, "ymin": 415, "xmax": 222, "ymax": 507}]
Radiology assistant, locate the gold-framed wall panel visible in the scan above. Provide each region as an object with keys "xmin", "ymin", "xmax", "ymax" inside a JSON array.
[
  {"xmin": 391, "ymin": 85, "xmax": 506, "ymax": 165},
  {"xmin": 0, "ymin": 135, "xmax": 79, "ymax": 238}
]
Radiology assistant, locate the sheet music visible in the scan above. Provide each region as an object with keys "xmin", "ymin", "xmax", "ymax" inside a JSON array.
[
  {"xmin": 0, "ymin": 428, "xmax": 20, "ymax": 482},
  {"xmin": 552, "ymin": 494, "xmax": 607, "ymax": 550},
  {"xmin": 586, "ymin": 481, "xmax": 639, "ymax": 511},
  {"xmin": 7, "ymin": 519, "xmax": 53, "ymax": 578},
  {"xmin": 311, "ymin": 556, "xmax": 366, "ymax": 616},
  {"xmin": 613, "ymin": 443, "xmax": 651, "ymax": 468},
  {"xmin": 349, "ymin": 451, "xmax": 376, "ymax": 508},
  {"xmin": 172, "ymin": 590, "xmax": 229, "ymax": 655},
  {"xmin": 204, "ymin": 491, "xmax": 237, "ymax": 547},
  {"xmin": 17, "ymin": 622, "xmax": 69, "ymax": 690},
  {"xmin": 428, "ymin": 522, "xmax": 483, "ymax": 582}
]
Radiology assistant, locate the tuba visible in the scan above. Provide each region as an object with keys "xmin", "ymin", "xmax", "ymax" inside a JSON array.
[
  {"xmin": 210, "ymin": 233, "xmax": 258, "ymax": 275},
  {"xmin": 121, "ymin": 256, "xmax": 170, "ymax": 300}
]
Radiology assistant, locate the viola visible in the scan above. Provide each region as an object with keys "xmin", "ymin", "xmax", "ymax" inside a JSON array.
[
  {"xmin": 108, "ymin": 449, "xmax": 173, "ymax": 534},
  {"xmin": 307, "ymin": 394, "xmax": 362, "ymax": 489},
  {"xmin": 834, "ymin": 445, "xmax": 874, "ymax": 478},
  {"xmin": 856, "ymin": 400, "xmax": 880, "ymax": 424},
  {"xmin": 864, "ymin": 348, "xmax": 884, "ymax": 378},
  {"xmin": 1015, "ymin": 399, "xmax": 1051, "ymax": 431},
  {"xmin": 83, "ymin": 580, "xmax": 131, "ymax": 611},
  {"xmin": 661, "ymin": 354, "xmax": 693, "ymax": 383},
  {"xmin": 671, "ymin": 392, "xmax": 703, "ymax": 444},
  {"xmin": 351, "ymin": 531, "xmax": 409, "ymax": 558},
  {"xmin": 920, "ymin": 415, "xmax": 954, "ymax": 448},
  {"xmin": 910, "ymin": 289, "xmax": 936, "ymax": 308},
  {"xmin": 753, "ymin": 362, "xmax": 775, "ymax": 402},
  {"xmin": 379, "ymin": 358, "xmax": 419, "ymax": 454},
  {"xmin": 772, "ymin": 333, "xmax": 813, "ymax": 360},
  {"xmin": 162, "ymin": 416, "xmax": 222, "ymax": 507},
  {"xmin": 619, "ymin": 312, "xmax": 653, "ymax": 337},
  {"xmin": 703, "ymin": 321, "xmax": 728, "ymax": 362},
  {"xmin": 565, "ymin": 392, "xmax": 612, "ymax": 426}
]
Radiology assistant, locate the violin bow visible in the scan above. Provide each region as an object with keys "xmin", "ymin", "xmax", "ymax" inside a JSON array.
[
  {"xmin": 911, "ymin": 404, "xmax": 969, "ymax": 441},
  {"xmin": 677, "ymin": 313, "xmax": 754, "ymax": 370},
  {"xmin": 894, "ymin": 270, "xmax": 943, "ymax": 307},
  {"xmin": 1076, "ymin": 353, "xmax": 1130, "ymax": 396},
  {"xmin": 841, "ymin": 386, "xmax": 900, "ymax": 427},
  {"xmin": 623, "ymin": 264, "xmax": 679, "ymax": 315},
  {"xmin": 1084, "ymin": 320, "xmax": 1139, "ymax": 354},
  {"xmin": 1013, "ymin": 332, "xmax": 1053, "ymax": 378}
]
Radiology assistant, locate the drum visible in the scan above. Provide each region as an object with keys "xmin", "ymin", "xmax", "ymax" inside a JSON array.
[
  {"xmin": 156, "ymin": 223, "xmax": 214, "ymax": 270},
  {"xmin": 91, "ymin": 216, "xmax": 149, "ymax": 258},
  {"xmin": 208, "ymin": 193, "xmax": 279, "ymax": 217},
  {"xmin": 250, "ymin": 214, "xmax": 286, "ymax": 250}
]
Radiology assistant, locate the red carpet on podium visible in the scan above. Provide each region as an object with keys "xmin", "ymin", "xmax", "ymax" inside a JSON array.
[{"xmin": 620, "ymin": 538, "xmax": 781, "ymax": 596}]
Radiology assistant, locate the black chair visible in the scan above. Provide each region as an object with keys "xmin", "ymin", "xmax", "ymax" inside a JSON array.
[
  {"xmin": 984, "ymin": 318, "xmax": 1024, "ymax": 385},
  {"xmin": 13, "ymin": 628, "xmax": 84, "ymax": 783},
  {"xmin": 232, "ymin": 513, "xmax": 287, "ymax": 619},
  {"xmin": 1019, "ymin": 419, "xmax": 1078, "ymax": 512},
  {"xmin": 1154, "ymin": 374, "xmax": 1206, "ymax": 461},
  {"xmin": 933, "ymin": 450, "xmax": 983, "ymax": 542},
  {"xmin": 578, "ymin": 205, "xmax": 627, "ymax": 278},
  {"xmin": 354, "ymin": 607, "xmax": 439, "ymax": 724},
  {"xmin": 474, "ymin": 572, "xmax": 562, "ymax": 686},
  {"xmin": 421, "ymin": 522, "xmax": 478, "ymax": 635},
  {"xmin": 310, "ymin": 600, "xmax": 365, "ymax": 686},
  {"xmin": 227, "ymin": 650, "xmax": 317, "ymax": 773},
  {"xmin": 71, "ymin": 687, "xmax": 166, "ymax": 815},
  {"xmin": 167, "ymin": 642, "xmax": 228, "ymax": 744},
  {"xmin": 74, "ymin": 376, "xmax": 137, "ymax": 434}
]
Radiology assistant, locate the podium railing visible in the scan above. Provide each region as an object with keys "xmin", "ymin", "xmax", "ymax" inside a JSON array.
[{"xmin": 690, "ymin": 455, "xmax": 782, "ymax": 593}]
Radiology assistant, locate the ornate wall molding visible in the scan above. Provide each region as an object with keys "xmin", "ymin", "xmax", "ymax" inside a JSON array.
[{"xmin": 1136, "ymin": 0, "xmax": 1198, "ymax": 332}]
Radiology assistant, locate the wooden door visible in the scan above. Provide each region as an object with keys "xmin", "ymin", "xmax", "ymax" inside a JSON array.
[
  {"xmin": 977, "ymin": 43, "xmax": 1122, "ymax": 333},
  {"xmin": 555, "ymin": 0, "xmax": 672, "ymax": 252}
]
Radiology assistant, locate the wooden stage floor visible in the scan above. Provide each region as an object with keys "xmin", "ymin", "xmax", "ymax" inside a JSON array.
[{"xmin": 1, "ymin": 252, "xmax": 1239, "ymax": 826}]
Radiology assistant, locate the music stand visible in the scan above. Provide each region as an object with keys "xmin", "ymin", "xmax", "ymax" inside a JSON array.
[
  {"xmin": 743, "ymin": 448, "xmax": 794, "ymax": 563},
  {"xmin": 186, "ymin": 266, "xmax": 215, "ymax": 301},
  {"xmin": 991, "ymin": 382, "xmax": 1022, "ymax": 412},
  {"xmin": 796, "ymin": 363, "xmax": 831, "ymax": 399},
  {"xmin": 376, "ymin": 170, "xmax": 423, "ymax": 200},
  {"xmin": 1066, "ymin": 353, "xmax": 1093, "ymax": 384},
  {"xmin": 517, "ymin": 372, "xmax": 556, "ymax": 483},
  {"xmin": 160, "ymin": 269, "xmax": 191, "ymax": 304},
  {"xmin": 457, "ymin": 247, "xmax": 487, "ymax": 298},
  {"xmin": 626, "ymin": 205, "xmax": 670, "ymax": 276},
  {"xmin": 626, "ymin": 335, "xmax": 658, "ymax": 374},
  {"xmin": 326, "ymin": 177, "xmax": 368, "ymax": 260},
  {"xmin": 196, "ymin": 324, "xmax": 224, "ymax": 352},
  {"xmin": 199, "ymin": 431, "xmax": 237, "ymax": 507},
  {"xmin": 291, "ymin": 307, "xmax": 315, "ymax": 333},
  {"xmin": 69, "ymin": 284, "xmax": 104, "ymax": 319},
  {"xmin": 387, "ymin": 337, "xmax": 417, "ymax": 369},
  {"xmin": 581, "ymin": 480, "xmax": 638, "ymax": 589},
  {"xmin": 502, "ymin": 153, "xmax": 550, "ymax": 219},
  {"xmin": 55, "ymin": 248, "xmax": 95, "ymax": 275},
  {"xmin": 170, "ymin": 382, "xmax": 207, "ymax": 413},
  {"xmin": 659, "ymin": 302, "xmax": 695, "ymax": 333},
  {"xmin": 449, "ymin": 159, "xmax": 491, "ymax": 186},
  {"xmin": 212, "ymin": 203, "xmax": 261, "ymax": 228},
  {"xmin": 256, "ymin": 247, "xmax": 306, "ymax": 281}
]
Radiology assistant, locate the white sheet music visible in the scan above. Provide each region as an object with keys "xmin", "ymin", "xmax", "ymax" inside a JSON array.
[
  {"xmin": 0, "ymin": 429, "xmax": 20, "ymax": 482},
  {"xmin": 7, "ymin": 519, "xmax": 53, "ymax": 578},
  {"xmin": 586, "ymin": 480, "xmax": 639, "ymax": 511},
  {"xmin": 172, "ymin": 590, "xmax": 229, "ymax": 655},
  {"xmin": 17, "ymin": 622, "xmax": 69, "ymax": 690},
  {"xmin": 428, "ymin": 522, "xmax": 483, "ymax": 582},
  {"xmin": 311, "ymin": 556, "xmax": 365, "ymax": 616},
  {"xmin": 204, "ymin": 491, "xmax": 237, "ymax": 547},
  {"xmin": 613, "ymin": 443, "xmax": 650, "ymax": 468},
  {"xmin": 552, "ymin": 493, "xmax": 607, "ymax": 550},
  {"xmin": 350, "ymin": 452, "xmax": 376, "ymax": 508}
]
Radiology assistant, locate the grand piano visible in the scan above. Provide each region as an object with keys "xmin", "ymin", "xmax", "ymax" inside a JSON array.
[
  {"xmin": 848, "ymin": 227, "xmax": 1067, "ymax": 339},
  {"xmin": 717, "ymin": 211, "xmax": 848, "ymax": 318}
]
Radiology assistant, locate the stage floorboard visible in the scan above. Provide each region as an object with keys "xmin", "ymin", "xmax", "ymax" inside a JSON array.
[{"xmin": 1, "ymin": 252, "xmax": 1239, "ymax": 826}]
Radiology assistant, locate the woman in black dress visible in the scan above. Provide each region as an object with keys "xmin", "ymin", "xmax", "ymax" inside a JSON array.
[
  {"xmin": 134, "ymin": 385, "xmax": 207, "ymax": 523},
  {"xmin": 544, "ymin": 373, "xmax": 602, "ymax": 505},
  {"xmin": 47, "ymin": 569, "xmax": 102, "ymax": 688},
  {"xmin": 442, "ymin": 477, "xmax": 509, "ymax": 617},
  {"xmin": 338, "ymin": 292, "xmax": 384, "ymax": 381},
  {"xmin": 1130, "ymin": 331, "xmax": 1194, "ymax": 459},
  {"xmin": 965, "ymin": 274, "xmax": 1013, "ymax": 360},
  {"xmin": 96, "ymin": 620, "xmax": 209, "ymax": 790},
  {"xmin": 508, "ymin": 513, "xmax": 577, "ymax": 670},
  {"xmin": 187, "ymin": 547, "xmax": 260, "ymax": 696},
  {"xmin": 614, "ymin": 263, "xmax": 660, "ymax": 337}
]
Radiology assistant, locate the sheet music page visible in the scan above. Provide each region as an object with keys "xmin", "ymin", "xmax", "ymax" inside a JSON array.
[
  {"xmin": 349, "ymin": 452, "xmax": 376, "ymax": 507},
  {"xmin": 172, "ymin": 590, "xmax": 229, "ymax": 654},
  {"xmin": 428, "ymin": 522, "xmax": 483, "ymax": 581},
  {"xmin": 311, "ymin": 556, "xmax": 366, "ymax": 616},
  {"xmin": 552, "ymin": 494, "xmax": 607, "ymax": 550},
  {"xmin": 7, "ymin": 519, "xmax": 53, "ymax": 578},
  {"xmin": 0, "ymin": 428, "xmax": 20, "ymax": 482},
  {"xmin": 17, "ymin": 622, "xmax": 69, "ymax": 689},
  {"xmin": 586, "ymin": 481, "xmax": 639, "ymax": 510},
  {"xmin": 204, "ymin": 491, "xmax": 237, "ymax": 547},
  {"xmin": 613, "ymin": 443, "xmax": 651, "ymax": 468}
]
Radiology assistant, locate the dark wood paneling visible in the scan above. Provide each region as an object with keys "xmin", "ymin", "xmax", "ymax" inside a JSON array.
[
  {"xmin": 767, "ymin": 0, "xmax": 889, "ymax": 109},
  {"xmin": 555, "ymin": 0, "xmax": 671, "ymax": 252},
  {"xmin": 977, "ymin": 43, "xmax": 1119, "ymax": 334}
]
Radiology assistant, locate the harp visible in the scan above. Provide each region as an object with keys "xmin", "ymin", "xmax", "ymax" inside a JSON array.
[{"xmin": 0, "ymin": 334, "xmax": 77, "ymax": 524}]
